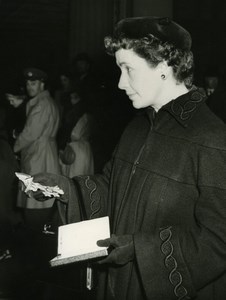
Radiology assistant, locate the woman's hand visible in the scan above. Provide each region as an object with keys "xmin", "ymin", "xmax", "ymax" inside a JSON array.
[
  {"xmin": 97, "ymin": 234, "xmax": 134, "ymax": 265},
  {"xmin": 31, "ymin": 173, "xmax": 70, "ymax": 203}
]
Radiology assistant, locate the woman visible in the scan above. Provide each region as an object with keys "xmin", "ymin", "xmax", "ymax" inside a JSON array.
[
  {"xmin": 5, "ymin": 84, "xmax": 27, "ymax": 148},
  {"xmin": 58, "ymin": 90, "xmax": 94, "ymax": 178},
  {"xmin": 32, "ymin": 17, "xmax": 226, "ymax": 299},
  {"xmin": 54, "ymin": 67, "xmax": 75, "ymax": 120}
]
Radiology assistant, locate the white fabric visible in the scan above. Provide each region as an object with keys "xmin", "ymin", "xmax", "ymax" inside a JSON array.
[{"xmin": 60, "ymin": 113, "xmax": 94, "ymax": 178}]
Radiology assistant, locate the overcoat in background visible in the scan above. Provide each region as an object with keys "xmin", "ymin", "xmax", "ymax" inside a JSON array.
[
  {"xmin": 59, "ymin": 113, "xmax": 94, "ymax": 178},
  {"xmin": 14, "ymin": 90, "xmax": 60, "ymax": 209},
  {"xmin": 58, "ymin": 87, "xmax": 226, "ymax": 300}
]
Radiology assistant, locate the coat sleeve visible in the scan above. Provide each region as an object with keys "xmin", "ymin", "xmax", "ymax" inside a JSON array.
[
  {"xmin": 134, "ymin": 145, "xmax": 226, "ymax": 300},
  {"xmin": 14, "ymin": 100, "xmax": 49, "ymax": 152},
  {"xmin": 70, "ymin": 113, "xmax": 90, "ymax": 141},
  {"xmin": 57, "ymin": 159, "xmax": 112, "ymax": 224}
]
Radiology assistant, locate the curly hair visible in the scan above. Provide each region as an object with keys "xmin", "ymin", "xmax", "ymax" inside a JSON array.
[{"xmin": 104, "ymin": 34, "xmax": 194, "ymax": 88}]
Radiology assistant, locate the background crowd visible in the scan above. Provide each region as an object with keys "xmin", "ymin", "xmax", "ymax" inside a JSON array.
[{"xmin": 0, "ymin": 51, "xmax": 136, "ymax": 299}]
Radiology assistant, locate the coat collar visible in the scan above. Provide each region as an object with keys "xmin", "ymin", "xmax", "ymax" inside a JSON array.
[
  {"xmin": 28, "ymin": 90, "xmax": 50, "ymax": 106},
  {"xmin": 159, "ymin": 86, "xmax": 207, "ymax": 127}
]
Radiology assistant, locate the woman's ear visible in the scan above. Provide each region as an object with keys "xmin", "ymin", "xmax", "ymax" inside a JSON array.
[
  {"xmin": 40, "ymin": 81, "xmax": 45, "ymax": 91},
  {"xmin": 158, "ymin": 61, "xmax": 171, "ymax": 79}
]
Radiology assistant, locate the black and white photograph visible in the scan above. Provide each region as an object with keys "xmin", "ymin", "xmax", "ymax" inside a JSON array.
[{"xmin": 0, "ymin": 1, "xmax": 226, "ymax": 299}]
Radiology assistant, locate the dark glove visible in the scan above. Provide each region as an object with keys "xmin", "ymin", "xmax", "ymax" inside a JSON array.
[
  {"xmin": 31, "ymin": 172, "xmax": 70, "ymax": 203},
  {"xmin": 97, "ymin": 234, "xmax": 134, "ymax": 265}
]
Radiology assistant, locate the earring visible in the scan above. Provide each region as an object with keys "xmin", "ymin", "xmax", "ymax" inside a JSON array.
[{"xmin": 161, "ymin": 74, "xmax": 166, "ymax": 80}]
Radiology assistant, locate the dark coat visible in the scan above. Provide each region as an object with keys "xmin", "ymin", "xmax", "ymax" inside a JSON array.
[
  {"xmin": 59, "ymin": 87, "xmax": 226, "ymax": 300},
  {"xmin": 57, "ymin": 100, "xmax": 86, "ymax": 150},
  {"xmin": 0, "ymin": 131, "xmax": 19, "ymax": 225}
]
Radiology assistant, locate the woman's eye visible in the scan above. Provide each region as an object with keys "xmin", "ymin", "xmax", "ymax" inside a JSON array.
[{"xmin": 126, "ymin": 66, "xmax": 132, "ymax": 73}]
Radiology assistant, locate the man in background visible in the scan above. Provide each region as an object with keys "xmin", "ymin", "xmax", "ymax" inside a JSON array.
[{"xmin": 14, "ymin": 68, "xmax": 60, "ymax": 231}]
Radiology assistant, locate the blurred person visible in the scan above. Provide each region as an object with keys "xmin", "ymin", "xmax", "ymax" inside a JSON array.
[
  {"xmin": 54, "ymin": 67, "xmax": 75, "ymax": 119},
  {"xmin": 6, "ymin": 93, "xmax": 25, "ymax": 108},
  {"xmin": 58, "ymin": 90, "xmax": 94, "ymax": 178},
  {"xmin": 5, "ymin": 83, "xmax": 27, "ymax": 148},
  {"xmin": 72, "ymin": 52, "xmax": 93, "ymax": 84},
  {"xmin": 203, "ymin": 66, "xmax": 219, "ymax": 96},
  {"xmin": 71, "ymin": 52, "xmax": 100, "ymax": 110},
  {"xmin": 31, "ymin": 17, "xmax": 226, "ymax": 300},
  {"xmin": 14, "ymin": 68, "xmax": 61, "ymax": 231},
  {"xmin": 204, "ymin": 67, "xmax": 226, "ymax": 123},
  {"xmin": 0, "ymin": 107, "xmax": 20, "ymax": 255},
  {"xmin": 72, "ymin": 52, "xmax": 121, "ymax": 171}
]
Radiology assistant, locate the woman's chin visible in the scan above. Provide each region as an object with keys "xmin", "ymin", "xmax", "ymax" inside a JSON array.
[{"xmin": 132, "ymin": 101, "xmax": 145, "ymax": 109}]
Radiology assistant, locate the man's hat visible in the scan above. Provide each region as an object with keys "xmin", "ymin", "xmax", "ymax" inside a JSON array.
[
  {"xmin": 113, "ymin": 16, "xmax": 192, "ymax": 51},
  {"xmin": 23, "ymin": 68, "xmax": 48, "ymax": 82}
]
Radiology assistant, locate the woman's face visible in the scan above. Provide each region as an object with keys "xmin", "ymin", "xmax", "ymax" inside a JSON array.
[
  {"xmin": 70, "ymin": 92, "xmax": 81, "ymax": 105},
  {"xmin": 6, "ymin": 94, "xmax": 24, "ymax": 108},
  {"xmin": 60, "ymin": 75, "xmax": 71, "ymax": 90},
  {"xmin": 115, "ymin": 48, "xmax": 163, "ymax": 110}
]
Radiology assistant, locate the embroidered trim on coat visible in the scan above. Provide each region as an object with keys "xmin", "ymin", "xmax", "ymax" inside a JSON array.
[
  {"xmin": 84, "ymin": 176, "xmax": 101, "ymax": 219},
  {"xmin": 160, "ymin": 227, "xmax": 190, "ymax": 300},
  {"xmin": 170, "ymin": 90, "xmax": 204, "ymax": 121}
]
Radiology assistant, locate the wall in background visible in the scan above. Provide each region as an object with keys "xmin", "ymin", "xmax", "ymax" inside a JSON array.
[
  {"xmin": 173, "ymin": 0, "xmax": 226, "ymax": 84},
  {"xmin": 69, "ymin": 0, "xmax": 114, "ymax": 61},
  {"xmin": 69, "ymin": 0, "xmax": 173, "ymax": 61},
  {"xmin": 133, "ymin": 0, "xmax": 172, "ymax": 17},
  {"xmin": 0, "ymin": 0, "xmax": 70, "ymax": 90},
  {"xmin": 0, "ymin": 0, "xmax": 225, "ymax": 90},
  {"xmin": 68, "ymin": 0, "xmax": 173, "ymax": 80}
]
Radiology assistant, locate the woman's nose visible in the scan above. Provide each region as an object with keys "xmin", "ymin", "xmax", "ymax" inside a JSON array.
[{"xmin": 118, "ymin": 72, "xmax": 127, "ymax": 90}]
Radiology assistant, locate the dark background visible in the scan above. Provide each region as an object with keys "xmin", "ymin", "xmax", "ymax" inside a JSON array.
[{"xmin": 0, "ymin": 0, "xmax": 226, "ymax": 92}]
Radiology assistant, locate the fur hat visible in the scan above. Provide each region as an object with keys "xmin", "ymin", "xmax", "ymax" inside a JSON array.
[{"xmin": 114, "ymin": 16, "xmax": 192, "ymax": 51}]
